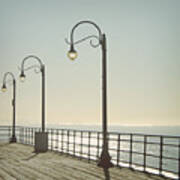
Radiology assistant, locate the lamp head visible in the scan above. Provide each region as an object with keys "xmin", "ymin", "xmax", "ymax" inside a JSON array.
[
  {"xmin": 1, "ymin": 84, "xmax": 7, "ymax": 92},
  {"xmin": 67, "ymin": 45, "xmax": 78, "ymax": 60},
  {"xmin": 19, "ymin": 71, "xmax": 26, "ymax": 82}
]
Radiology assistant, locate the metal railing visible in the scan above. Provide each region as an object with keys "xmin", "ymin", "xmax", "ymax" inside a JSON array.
[
  {"xmin": 0, "ymin": 126, "xmax": 179, "ymax": 179},
  {"xmin": 0, "ymin": 126, "xmax": 11, "ymax": 142}
]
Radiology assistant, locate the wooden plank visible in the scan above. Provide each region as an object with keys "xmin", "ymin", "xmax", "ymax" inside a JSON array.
[{"xmin": 0, "ymin": 143, "xmax": 172, "ymax": 180}]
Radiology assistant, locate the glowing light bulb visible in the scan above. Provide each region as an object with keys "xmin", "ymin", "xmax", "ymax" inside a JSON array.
[
  {"xmin": 67, "ymin": 48, "xmax": 78, "ymax": 60},
  {"xmin": 19, "ymin": 72, "xmax": 26, "ymax": 82},
  {"xmin": 1, "ymin": 84, "xmax": 7, "ymax": 92}
]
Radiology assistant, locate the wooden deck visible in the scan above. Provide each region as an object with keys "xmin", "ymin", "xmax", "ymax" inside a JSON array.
[{"xmin": 0, "ymin": 143, "xmax": 170, "ymax": 180}]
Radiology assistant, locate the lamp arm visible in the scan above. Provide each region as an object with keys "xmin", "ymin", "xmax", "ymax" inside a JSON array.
[
  {"xmin": 20, "ymin": 55, "xmax": 44, "ymax": 73},
  {"xmin": 69, "ymin": 21, "xmax": 103, "ymax": 47},
  {"xmin": 18, "ymin": 65, "xmax": 41, "ymax": 74},
  {"xmin": 3, "ymin": 72, "xmax": 15, "ymax": 85},
  {"xmin": 65, "ymin": 35, "xmax": 100, "ymax": 48}
]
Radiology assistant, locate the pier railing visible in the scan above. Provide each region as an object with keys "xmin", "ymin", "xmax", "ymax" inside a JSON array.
[
  {"xmin": 0, "ymin": 126, "xmax": 11, "ymax": 142},
  {"xmin": 0, "ymin": 126, "xmax": 179, "ymax": 179}
]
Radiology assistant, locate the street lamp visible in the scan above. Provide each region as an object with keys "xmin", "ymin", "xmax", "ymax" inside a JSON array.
[
  {"xmin": 66, "ymin": 20, "xmax": 113, "ymax": 169},
  {"xmin": 67, "ymin": 46, "xmax": 78, "ymax": 60},
  {"xmin": 19, "ymin": 71, "xmax": 26, "ymax": 82},
  {"xmin": 1, "ymin": 72, "xmax": 17, "ymax": 143},
  {"xmin": 19, "ymin": 55, "xmax": 48, "ymax": 152}
]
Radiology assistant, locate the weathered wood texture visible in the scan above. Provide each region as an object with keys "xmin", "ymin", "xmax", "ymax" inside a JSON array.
[{"xmin": 0, "ymin": 143, "xmax": 170, "ymax": 180}]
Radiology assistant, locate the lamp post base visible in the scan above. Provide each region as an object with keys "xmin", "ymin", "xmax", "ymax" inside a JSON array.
[
  {"xmin": 10, "ymin": 136, "xmax": 17, "ymax": 143},
  {"xmin": 97, "ymin": 149, "xmax": 114, "ymax": 169},
  {"xmin": 35, "ymin": 132, "xmax": 48, "ymax": 153}
]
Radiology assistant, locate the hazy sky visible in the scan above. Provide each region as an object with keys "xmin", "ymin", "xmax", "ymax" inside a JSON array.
[{"xmin": 0, "ymin": 0, "xmax": 179, "ymax": 127}]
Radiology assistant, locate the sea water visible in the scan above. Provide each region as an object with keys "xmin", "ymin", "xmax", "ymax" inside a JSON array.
[{"xmin": 47, "ymin": 125, "xmax": 180, "ymax": 179}]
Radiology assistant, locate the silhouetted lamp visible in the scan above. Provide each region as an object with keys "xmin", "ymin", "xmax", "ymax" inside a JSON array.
[
  {"xmin": 19, "ymin": 71, "xmax": 26, "ymax": 82},
  {"xmin": 1, "ymin": 72, "xmax": 17, "ymax": 143},
  {"xmin": 19, "ymin": 55, "xmax": 48, "ymax": 153},
  {"xmin": 1, "ymin": 84, "xmax": 7, "ymax": 92},
  {"xmin": 67, "ymin": 45, "xmax": 78, "ymax": 60},
  {"xmin": 66, "ymin": 20, "xmax": 113, "ymax": 169}
]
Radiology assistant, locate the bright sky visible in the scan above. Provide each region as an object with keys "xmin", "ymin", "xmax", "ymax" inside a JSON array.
[{"xmin": 0, "ymin": 0, "xmax": 179, "ymax": 127}]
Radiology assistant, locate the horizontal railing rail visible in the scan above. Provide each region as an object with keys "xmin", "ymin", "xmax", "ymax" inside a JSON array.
[
  {"xmin": 0, "ymin": 126, "xmax": 12, "ymax": 142},
  {"xmin": 0, "ymin": 125, "xmax": 179, "ymax": 180}
]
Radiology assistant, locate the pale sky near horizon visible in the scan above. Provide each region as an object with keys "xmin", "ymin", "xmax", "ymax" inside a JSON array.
[{"xmin": 0, "ymin": 0, "xmax": 179, "ymax": 127}]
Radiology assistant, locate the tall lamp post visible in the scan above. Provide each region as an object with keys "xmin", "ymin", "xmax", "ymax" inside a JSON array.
[
  {"xmin": 19, "ymin": 55, "xmax": 48, "ymax": 152},
  {"xmin": 66, "ymin": 20, "xmax": 113, "ymax": 169},
  {"xmin": 1, "ymin": 72, "xmax": 17, "ymax": 143}
]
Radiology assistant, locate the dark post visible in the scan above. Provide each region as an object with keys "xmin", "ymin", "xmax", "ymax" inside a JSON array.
[
  {"xmin": 117, "ymin": 134, "xmax": 121, "ymax": 166},
  {"xmin": 8, "ymin": 126, "xmax": 11, "ymax": 139},
  {"xmin": 73, "ymin": 130, "xmax": 76, "ymax": 156},
  {"xmin": 56, "ymin": 129, "xmax": 59, "ymax": 150},
  {"xmin": 10, "ymin": 79, "xmax": 16, "ymax": 142},
  {"xmin": 67, "ymin": 130, "xmax": 69, "ymax": 153},
  {"xmin": 144, "ymin": 135, "xmax": 147, "ymax": 172},
  {"xmin": 42, "ymin": 65, "xmax": 45, "ymax": 132},
  {"xmin": 159, "ymin": 136, "xmax": 163, "ymax": 176},
  {"xmin": 98, "ymin": 34, "xmax": 113, "ymax": 168},
  {"xmin": 31, "ymin": 128, "xmax": 33, "ymax": 145},
  {"xmin": 80, "ymin": 131, "xmax": 83, "ymax": 158},
  {"xmin": 51, "ymin": 129, "xmax": 53, "ymax": 150},
  {"xmin": 67, "ymin": 21, "xmax": 113, "ymax": 168},
  {"xmin": 97, "ymin": 132, "xmax": 100, "ymax": 160},
  {"xmin": 88, "ymin": 131, "xmax": 91, "ymax": 162},
  {"xmin": 129, "ymin": 134, "xmax": 133, "ymax": 168},
  {"xmin": 19, "ymin": 55, "xmax": 48, "ymax": 152},
  {"xmin": 2, "ymin": 72, "xmax": 17, "ymax": 143},
  {"xmin": 61, "ymin": 129, "xmax": 64, "ymax": 152},
  {"xmin": 22, "ymin": 127, "xmax": 24, "ymax": 143},
  {"xmin": 178, "ymin": 139, "xmax": 180, "ymax": 180}
]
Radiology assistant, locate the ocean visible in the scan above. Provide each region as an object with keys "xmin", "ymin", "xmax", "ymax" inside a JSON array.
[
  {"xmin": 47, "ymin": 125, "xmax": 180, "ymax": 136},
  {"xmin": 45, "ymin": 125, "xmax": 180, "ymax": 179}
]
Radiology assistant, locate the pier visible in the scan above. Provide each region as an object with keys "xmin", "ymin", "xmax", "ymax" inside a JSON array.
[
  {"xmin": 0, "ymin": 126, "xmax": 179, "ymax": 179},
  {"xmin": 0, "ymin": 143, "xmax": 171, "ymax": 180}
]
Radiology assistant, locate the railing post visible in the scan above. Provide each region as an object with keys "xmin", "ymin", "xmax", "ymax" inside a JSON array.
[
  {"xmin": 22, "ymin": 127, "xmax": 24, "ymax": 144},
  {"xmin": 26, "ymin": 127, "xmax": 29, "ymax": 144},
  {"xmin": 56, "ymin": 129, "xmax": 59, "ymax": 150},
  {"xmin": 159, "ymin": 136, "xmax": 163, "ymax": 176},
  {"xmin": 29, "ymin": 128, "xmax": 31, "ymax": 144},
  {"xmin": 30, "ymin": 128, "xmax": 32, "ymax": 144},
  {"xmin": 88, "ymin": 131, "xmax": 91, "ymax": 162},
  {"xmin": 67, "ymin": 130, "xmax": 69, "ymax": 154},
  {"xmin": 8, "ymin": 126, "xmax": 11, "ymax": 140},
  {"xmin": 30, "ymin": 128, "xmax": 32, "ymax": 145},
  {"xmin": 32, "ymin": 128, "xmax": 34, "ymax": 145},
  {"xmin": 117, "ymin": 134, "xmax": 121, "ymax": 166},
  {"xmin": 129, "ymin": 134, "xmax": 133, "ymax": 168},
  {"xmin": 97, "ymin": 132, "xmax": 100, "ymax": 160},
  {"xmin": 28, "ymin": 128, "xmax": 30, "ymax": 144},
  {"xmin": 73, "ymin": 130, "xmax": 76, "ymax": 156},
  {"xmin": 61, "ymin": 129, "xmax": 64, "ymax": 152},
  {"xmin": 178, "ymin": 139, "xmax": 180, "ymax": 180},
  {"xmin": 19, "ymin": 127, "xmax": 22, "ymax": 143},
  {"xmin": 144, "ymin": 135, "xmax": 147, "ymax": 172},
  {"xmin": 80, "ymin": 131, "xmax": 83, "ymax": 159},
  {"xmin": 51, "ymin": 129, "xmax": 53, "ymax": 150},
  {"xmin": 25, "ymin": 128, "xmax": 27, "ymax": 144}
]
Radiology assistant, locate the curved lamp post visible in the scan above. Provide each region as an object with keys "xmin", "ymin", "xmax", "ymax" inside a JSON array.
[
  {"xmin": 1, "ymin": 72, "xmax": 17, "ymax": 143},
  {"xmin": 19, "ymin": 55, "xmax": 45, "ymax": 132},
  {"xmin": 19, "ymin": 55, "xmax": 48, "ymax": 152},
  {"xmin": 66, "ymin": 20, "xmax": 113, "ymax": 169}
]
